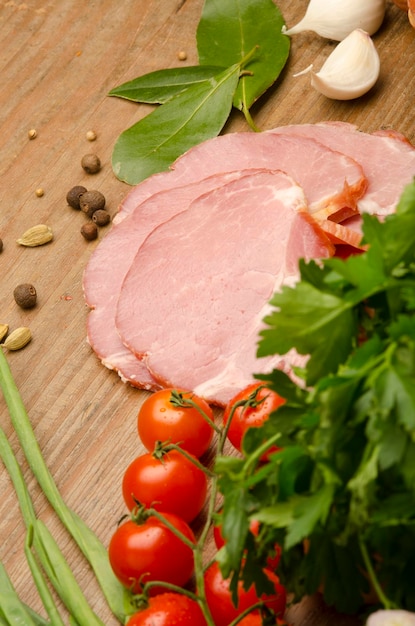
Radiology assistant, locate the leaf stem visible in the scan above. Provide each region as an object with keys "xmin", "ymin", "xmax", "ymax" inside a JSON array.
[
  {"xmin": 241, "ymin": 103, "xmax": 261, "ymax": 132},
  {"xmin": 358, "ymin": 535, "xmax": 396, "ymax": 610},
  {"xmin": 243, "ymin": 432, "xmax": 282, "ymax": 476}
]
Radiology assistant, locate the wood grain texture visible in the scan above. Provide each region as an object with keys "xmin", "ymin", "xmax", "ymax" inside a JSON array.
[{"xmin": 0, "ymin": 1, "xmax": 414, "ymax": 624}]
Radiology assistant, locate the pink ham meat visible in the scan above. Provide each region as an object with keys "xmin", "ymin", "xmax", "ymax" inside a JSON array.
[
  {"xmin": 115, "ymin": 170, "xmax": 334, "ymax": 406},
  {"xmin": 84, "ymin": 132, "xmax": 365, "ymax": 387},
  {"xmin": 269, "ymin": 122, "xmax": 415, "ymax": 217},
  {"xmin": 83, "ymin": 170, "xmax": 250, "ymax": 389},
  {"xmin": 114, "ymin": 131, "xmax": 367, "ymax": 225}
]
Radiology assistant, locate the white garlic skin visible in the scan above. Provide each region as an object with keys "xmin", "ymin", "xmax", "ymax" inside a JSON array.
[
  {"xmin": 283, "ymin": 0, "xmax": 386, "ymax": 41},
  {"xmin": 366, "ymin": 609, "xmax": 415, "ymax": 626},
  {"xmin": 294, "ymin": 29, "xmax": 380, "ymax": 101}
]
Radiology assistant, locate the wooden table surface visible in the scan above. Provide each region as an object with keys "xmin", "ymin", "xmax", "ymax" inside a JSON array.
[{"xmin": 0, "ymin": 1, "xmax": 414, "ymax": 625}]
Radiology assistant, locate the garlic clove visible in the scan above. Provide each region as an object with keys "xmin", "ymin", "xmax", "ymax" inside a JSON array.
[
  {"xmin": 408, "ymin": 0, "xmax": 415, "ymax": 28},
  {"xmin": 366, "ymin": 609, "xmax": 415, "ymax": 626},
  {"xmin": 294, "ymin": 29, "xmax": 380, "ymax": 100},
  {"xmin": 282, "ymin": 0, "xmax": 386, "ymax": 41}
]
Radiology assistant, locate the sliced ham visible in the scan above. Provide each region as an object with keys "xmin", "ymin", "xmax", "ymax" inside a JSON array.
[
  {"xmin": 268, "ymin": 121, "xmax": 415, "ymax": 217},
  {"xmin": 114, "ymin": 132, "xmax": 367, "ymax": 225},
  {"xmin": 85, "ymin": 133, "xmax": 365, "ymax": 388},
  {"xmin": 83, "ymin": 170, "xmax": 250, "ymax": 388},
  {"xmin": 84, "ymin": 121, "xmax": 413, "ymax": 401},
  {"xmin": 115, "ymin": 170, "xmax": 334, "ymax": 406}
]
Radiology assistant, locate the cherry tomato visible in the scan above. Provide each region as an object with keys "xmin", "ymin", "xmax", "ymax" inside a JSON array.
[
  {"xmin": 213, "ymin": 517, "xmax": 281, "ymax": 571},
  {"xmin": 122, "ymin": 450, "xmax": 208, "ymax": 523},
  {"xmin": 204, "ymin": 561, "xmax": 287, "ymax": 626},
  {"xmin": 108, "ymin": 513, "xmax": 195, "ymax": 594},
  {"xmin": 125, "ymin": 593, "xmax": 207, "ymax": 626},
  {"xmin": 223, "ymin": 383, "xmax": 285, "ymax": 458},
  {"xmin": 137, "ymin": 388, "xmax": 214, "ymax": 459}
]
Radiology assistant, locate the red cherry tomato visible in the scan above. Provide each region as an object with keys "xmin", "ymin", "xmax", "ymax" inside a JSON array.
[
  {"xmin": 108, "ymin": 513, "xmax": 195, "ymax": 594},
  {"xmin": 213, "ymin": 517, "xmax": 281, "ymax": 571},
  {"xmin": 137, "ymin": 388, "xmax": 214, "ymax": 459},
  {"xmin": 122, "ymin": 450, "xmax": 208, "ymax": 523},
  {"xmin": 204, "ymin": 561, "xmax": 287, "ymax": 626},
  {"xmin": 223, "ymin": 383, "xmax": 285, "ymax": 458},
  {"xmin": 125, "ymin": 593, "xmax": 207, "ymax": 626}
]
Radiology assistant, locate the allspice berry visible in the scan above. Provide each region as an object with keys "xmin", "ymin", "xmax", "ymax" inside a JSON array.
[
  {"xmin": 14, "ymin": 283, "xmax": 37, "ymax": 309},
  {"xmin": 81, "ymin": 153, "xmax": 101, "ymax": 174},
  {"xmin": 92, "ymin": 209, "xmax": 111, "ymax": 226},
  {"xmin": 0, "ymin": 238, "xmax": 3, "ymax": 253},
  {"xmin": 66, "ymin": 185, "xmax": 88, "ymax": 210},
  {"xmin": 79, "ymin": 190, "xmax": 105, "ymax": 217},
  {"xmin": 81, "ymin": 222, "xmax": 98, "ymax": 241}
]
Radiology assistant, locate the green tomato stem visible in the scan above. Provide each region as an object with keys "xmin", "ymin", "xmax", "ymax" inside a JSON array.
[
  {"xmin": 158, "ymin": 442, "xmax": 215, "ymax": 478},
  {"xmin": 168, "ymin": 389, "xmax": 221, "ymax": 433},
  {"xmin": 141, "ymin": 580, "xmax": 198, "ymax": 600},
  {"xmin": 144, "ymin": 508, "xmax": 196, "ymax": 551}
]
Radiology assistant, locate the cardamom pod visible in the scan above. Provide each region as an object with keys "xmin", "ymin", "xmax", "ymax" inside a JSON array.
[
  {"xmin": 3, "ymin": 327, "xmax": 32, "ymax": 350},
  {"xmin": 0, "ymin": 323, "xmax": 9, "ymax": 342},
  {"xmin": 17, "ymin": 224, "xmax": 53, "ymax": 247}
]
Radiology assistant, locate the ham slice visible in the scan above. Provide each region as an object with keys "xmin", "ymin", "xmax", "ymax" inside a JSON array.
[
  {"xmin": 83, "ymin": 171, "xmax": 249, "ymax": 388},
  {"xmin": 268, "ymin": 122, "xmax": 415, "ymax": 217},
  {"xmin": 114, "ymin": 131, "xmax": 367, "ymax": 225},
  {"xmin": 85, "ymin": 133, "xmax": 365, "ymax": 387},
  {"xmin": 115, "ymin": 170, "xmax": 334, "ymax": 406}
]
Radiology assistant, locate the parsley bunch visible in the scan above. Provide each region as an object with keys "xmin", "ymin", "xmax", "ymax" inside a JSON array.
[{"xmin": 215, "ymin": 180, "xmax": 415, "ymax": 617}]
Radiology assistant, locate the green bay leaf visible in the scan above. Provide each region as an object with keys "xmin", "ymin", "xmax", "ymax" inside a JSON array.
[
  {"xmin": 111, "ymin": 64, "xmax": 239, "ymax": 185},
  {"xmin": 196, "ymin": 0, "xmax": 290, "ymax": 111},
  {"xmin": 108, "ymin": 65, "xmax": 225, "ymax": 104}
]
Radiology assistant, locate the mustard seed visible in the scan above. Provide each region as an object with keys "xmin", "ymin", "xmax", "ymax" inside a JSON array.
[{"xmin": 86, "ymin": 130, "xmax": 97, "ymax": 141}]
